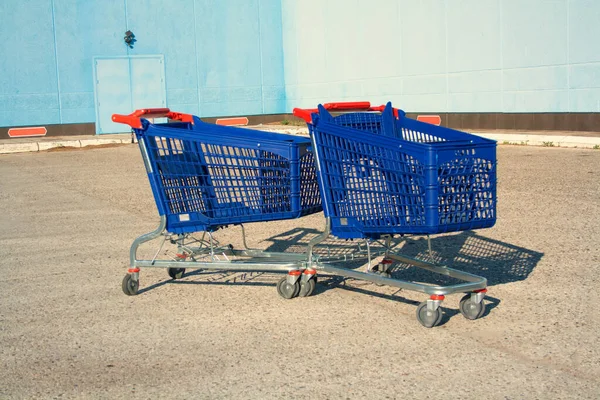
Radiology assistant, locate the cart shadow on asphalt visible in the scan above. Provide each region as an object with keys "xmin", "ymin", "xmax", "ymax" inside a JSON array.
[
  {"xmin": 138, "ymin": 270, "xmax": 500, "ymax": 325},
  {"xmin": 137, "ymin": 228, "xmax": 541, "ymax": 325},
  {"xmin": 261, "ymin": 227, "xmax": 544, "ymax": 288},
  {"xmin": 137, "ymin": 270, "xmax": 276, "ymax": 295},
  {"xmin": 260, "ymin": 227, "xmax": 542, "ymax": 322}
]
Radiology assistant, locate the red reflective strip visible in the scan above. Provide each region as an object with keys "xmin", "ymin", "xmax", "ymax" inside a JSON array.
[
  {"xmin": 8, "ymin": 127, "xmax": 47, "ymax": 138},
  {"xmin": 303, "ymin": 269, "xmax": 317, "ymax": 275},
  {"xmin": 128, "ymin": 268, "xmax": 140, "ymax": 273},
  {"xmin": 416, "ymin": 115, "xmax": 441, "ymax": 126},
  {"xmin": 475, "ymin": 288, "xmax": 488, "ymax": 294},
  {"xmin": 175, "ymin": 253, "xmax": 187, "ymax": 259},
  {"xmin": 430, "ymin": 294, "xmax": 445, "ymax": 301},
  {"xmin": 288, "ymin": 270, "xmax": 302, "ymax": 276},
  {"xmin": 215, "ymin": 117, "xmax": 249, "ymax": 126},
  {"xmin": 381, "ymin": 259, "xmax": 393, "ymax": 264}
]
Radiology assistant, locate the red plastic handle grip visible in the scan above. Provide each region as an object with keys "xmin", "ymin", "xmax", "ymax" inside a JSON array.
[
  {"xmin": 293, "ymin": 101, "xmax": 399, "ymax": 123},
  {"xmin": 322, "ymin": 101, "xmax": 372, "ymax": 110},
  {"xmin": 292, "ymin": 108, "xmax": 318, "ymax": 123},
  {"xmin": 293, "ymin": 101, "xmax": 373, "ymax": 122},
  {"xmin": 112, "ymin": 108, "xmax": 194, "ymax": 129}
]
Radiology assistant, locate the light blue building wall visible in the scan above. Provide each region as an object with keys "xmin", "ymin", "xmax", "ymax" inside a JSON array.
[
  {"xmin": 0, "ymin": 0, "xmax": 285, "ymax": 129},
  {"xmin": 281, "ymin": 0, "xmax": 600, "ymax": 113},
  {"xmin": 2, "ymin": 0, "xmax": 600, "ymax": 131}
]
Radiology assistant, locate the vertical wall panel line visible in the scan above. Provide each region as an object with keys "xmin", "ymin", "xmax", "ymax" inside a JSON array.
[
  {"xmin": 257, "ymin": 0, "xmax": 265, "ymax": 114},
  {"xmin": 124, "ymin": 0, "xmax": 133, "ymax": 114},
  {"xmin": 444, "ymin": 0, "xmax": 449, "ymax": 112},
  {"xmin": 50, "ymin": 0, "xmax": 62, "ymax": 123},
  {"xmin": 500, "ymin": 0, "xmax": 504, "ymax": 112},
  {"xmin": 124, "ymin": 0, "xmax": 130, "ymax": 56},
  {"xmin": 566, "ymin": 0, "xmax": 571, "ymax": 112},
  {"xmin": 192, "ymin": 0, "xmax": 201, "ymax": 116}
]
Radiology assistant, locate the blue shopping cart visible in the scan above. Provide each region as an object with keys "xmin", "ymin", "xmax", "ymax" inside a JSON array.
[
  {"xmin": 113, "ymin": 108, "xmax": 322, "ymax": 298},
  {"xmin": 294, "ymin": 101, "xmax": 497, "ymax": 327},
  {"xmin": 295, "ymin": 102, "xmax": 497, "ymax": 238}
]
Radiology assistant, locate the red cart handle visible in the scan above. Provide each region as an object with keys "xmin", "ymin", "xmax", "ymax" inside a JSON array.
[
  {"xmin": 293, "ymin": 102, "xmax": 369, "ymax": 122},
  {"xmin": 322, "ymin": 101, "xmax": 372, "ymax": 110},
  {"xmin": 293, "ymin": 101, "xmax": 399, "ymax": 123},
  {"xmin": 112, "ymin": 108, "xmax": 194, "ymax": 129}
]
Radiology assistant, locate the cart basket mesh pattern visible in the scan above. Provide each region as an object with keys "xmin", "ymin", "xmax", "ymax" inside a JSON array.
[
  {"xmin": 138, "ymin": 123, "xmax": 321, "ymax": 234},
  {"xmin": 309, "ymin": 105, "xmax": 496, "ymax": 239}
]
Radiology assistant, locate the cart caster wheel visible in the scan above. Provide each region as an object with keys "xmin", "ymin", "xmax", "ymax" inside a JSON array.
[
  {"xmin": 168, "ymin": 268, "xmax": 186, "ymax": 280},
  {"xmin": 122, "ymin": 274, "xmax": 139, "ymax": 296},
  {"xmin": 276, "ymin": 277, "xmax": 300, "ymax": 299},
  {"xmin": 416, "ymin": 301, "xmax": 443, "ymax": 328},
  {"xmin": 298, "ymin": 278, "xmax": 316, "ymax": 297},
  {"xmin": 370, "ymin": 265, "xmax": 391, "ymax": 286},
  {"xmin": 459, "ymin": 294, "xmax": 485, "ymax": 320}
]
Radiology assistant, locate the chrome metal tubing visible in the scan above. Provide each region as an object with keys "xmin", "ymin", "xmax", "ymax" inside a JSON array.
[
  {"xmin": 135, "ymin": 259, "xmax": 303, "ymax": 272},
  {"xmin": 130, "ymin": 215, "xmax": 167, "ymax": 267},
  {"xmin": 240, "ymin": 224, "xmax": 261, "ymax": 251},
  {"xmin": 307, "ymin": 218, "xmax": 331, "ymax": 265},
  {"xmin": 317, "ymin": 262, "xmax": 486, "ymax": 296},
  {"xmin": 384, "ymin": 253, "xmax": 486, "ymax": 284}
]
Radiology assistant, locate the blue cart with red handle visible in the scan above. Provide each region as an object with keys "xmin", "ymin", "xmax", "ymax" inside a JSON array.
[
  {"xmin": 113, "ymin": 108, "xmax": 322, "ymax": 300},
  {"xmin": 293, "ymin": 101, "xmax": 496, "ymax": 327}
]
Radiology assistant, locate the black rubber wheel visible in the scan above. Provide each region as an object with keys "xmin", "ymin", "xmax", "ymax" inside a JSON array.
[
  {"xmin": 435, "ymin": 305, "xmax": 444, "ymax": 326},
  {"xmin": 459, "ymin": 294, "xmax": 485, "ymax": 320},
  {"xmin": 477, "ymin": 300, "xmax": 487, "ymax": 319},
  {"xmin": 122, "ymin": 274, "xmax": 139, "ymax": 296},
  {"xmin": 298, "ymin": 278, "xmax": 316, "ymax": 297},
  {"xmin": 416, "ymin": 301, "xmax": 442, "ymax": 328},
  {"xmin": 168, "ymin": 268, "xmax": 186, "ymax": 280},
  {"xmin": 277, "ymin": 277, "xmax": 300, "ymax": 299}
]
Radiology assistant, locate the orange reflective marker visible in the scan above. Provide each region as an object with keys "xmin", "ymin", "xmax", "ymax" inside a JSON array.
[
  {"xmin": 8, "ymin": 127, "xmax": 47, "ymax": 138},
  {"xmin": 416, "ymin": 115, "xmax": 441, "ymax": 126},
  {"xmin": 215, "ymin": 117, "xmax": 249, "ymax": 126}
]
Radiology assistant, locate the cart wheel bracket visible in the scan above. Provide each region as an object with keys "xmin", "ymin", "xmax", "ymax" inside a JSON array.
[
  {"xmin": 427, "ymin": 294, "xmax": 444, "ymax": 312},
  {"xmin": 471, "ymin": 288, "xmax": 487, "ymax": 304}
]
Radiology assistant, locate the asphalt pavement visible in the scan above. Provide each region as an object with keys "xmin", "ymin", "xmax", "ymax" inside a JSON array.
[{"xmin": 0, "ymin": 144, "xmax": 599, "ymax": 399}]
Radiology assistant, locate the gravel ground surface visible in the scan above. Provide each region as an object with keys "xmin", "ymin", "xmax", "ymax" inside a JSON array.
[{"xmin": 1, "ymin": 145, "xmax": 599, "ymax": 399}]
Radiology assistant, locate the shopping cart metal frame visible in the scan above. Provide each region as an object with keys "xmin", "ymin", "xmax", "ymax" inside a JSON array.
[
  {"xmin": 113, "ymin": 108, "xmax": 325, "ymax": 299},
  {"xmin": 294, "ymin": 101, "xmax": 495, "ymax": 327},
  {"xmin": 113, "ymin": 104, "xmax": 494, "ymax": 328}
]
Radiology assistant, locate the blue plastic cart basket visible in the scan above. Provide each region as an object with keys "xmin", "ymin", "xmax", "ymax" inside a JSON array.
[
  {"xmin": 294, "ymin": 102, "xmax": 497, "ymax": 239},
  {"xmin": 113, "ymin": 108, "xmax": 321, "ymax": 235}
]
